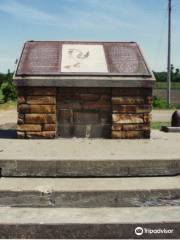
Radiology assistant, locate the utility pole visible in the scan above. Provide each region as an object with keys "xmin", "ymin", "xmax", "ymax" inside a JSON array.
[{"xmin": 167, "ymin": 0, "xmax": 172, "ymax": 106}]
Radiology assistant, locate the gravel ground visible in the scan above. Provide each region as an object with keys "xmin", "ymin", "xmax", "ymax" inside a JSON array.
[
  {"xmin": 152, "ymin": 109, "xmax": 175, "ymax": 122},
  {"xmin": 0, "ymin": 109, "xmax": 17, "ymax": 126},
  {"xmin": 0, "ymin": 109, "xmax": 175, "ymax": 127}
]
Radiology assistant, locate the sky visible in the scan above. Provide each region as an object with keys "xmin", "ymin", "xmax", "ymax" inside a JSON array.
[{"xmin": 0, "ymin": 0, "xmax": 180, "ymax": 73}]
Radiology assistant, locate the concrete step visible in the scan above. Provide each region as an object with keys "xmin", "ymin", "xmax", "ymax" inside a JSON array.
[
  {"xmin": 1, "ymin": 157, "xmax": 180, "ymax": 177},
  {"xmin": 0, "ymin": 206, "xmax": 179, "ymax": 239},
  {"xmin": 0, "ymin": 177, "xmax": 180, "ymax": 207}
]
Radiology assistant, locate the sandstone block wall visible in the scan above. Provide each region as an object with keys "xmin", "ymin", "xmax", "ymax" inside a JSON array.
[
  {"xmin": 17, "ymin": 87, "xmax": 152, "ymax": 139},
  {"xmin": 111, "ymin": 88, "xmax": 152, "ymax": 139},
  {"xmin": 17, "ymin": 87, "xmax": 56, "ymax": 139}
]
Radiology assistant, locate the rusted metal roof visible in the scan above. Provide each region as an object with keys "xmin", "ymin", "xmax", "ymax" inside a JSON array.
[{"xmin": 15, "ymin": 41, "xmax": 152, "ymax": 77}]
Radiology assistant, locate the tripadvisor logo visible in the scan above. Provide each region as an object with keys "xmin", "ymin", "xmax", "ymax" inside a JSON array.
[
  {"xmin": 135, "ymin": 227, "xmax": 143, "ymax": 236},
  {"xmin": 135, "ymin": 226, "xmax": 174, "ymax": 236}
]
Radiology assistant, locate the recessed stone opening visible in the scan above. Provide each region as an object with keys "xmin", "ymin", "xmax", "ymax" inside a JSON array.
[
  {"xmin": 14, "ymin": 41, "xmax": 155, "ymax": 139},
  {"xmin": 57, "ymin": 87, "xmax": 112, "ymax": 138}
]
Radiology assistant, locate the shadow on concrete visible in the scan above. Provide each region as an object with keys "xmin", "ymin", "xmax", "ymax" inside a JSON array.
[{"xmin": 0, "ymin": 123, "xmax": 17, "ymax": 139}]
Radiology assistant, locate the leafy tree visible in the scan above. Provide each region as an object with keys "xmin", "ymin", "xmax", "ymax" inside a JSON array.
[
  {"xmin": 153, "ymin": 96, "xmax": 169, "ymax": 109},
  {"xmin": 173, "ymin": 68, "xmax": 180, "ymax": 82},
  {"xmin": 153, "ymin": 71, "xmax": 167, "ymax": 82},
  {"xmin": 175, "ymin": 68, "xmax": 180, "ymax": 75},
  {"xmin": 0, "ymin": 69, "xmax": 17, "ymax": 102},
  {"xmin": 171, "ymin": 64, "xmax": 174, "ymax": 74},
  {"xmin": 0, "ymin": 73, "xmax": 5, "ymax": 86}
]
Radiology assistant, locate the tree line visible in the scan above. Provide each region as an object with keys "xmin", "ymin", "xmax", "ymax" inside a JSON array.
[
  {"xmin": 0, "ymin": 65, "xmax": 180, "ymax": 102},
  {"xmin": 153, "ymin": 65, "xmax": 180, "ymax": 82}
]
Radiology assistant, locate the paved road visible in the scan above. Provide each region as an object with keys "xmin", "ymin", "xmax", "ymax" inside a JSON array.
[
  {"xmin": 0, "ymin": 109, "xmax": 175, "ymax": 126},
  {"xmin": 0, "ymin": 109, "xmax": 17, "ymax": 126},
  {"xmin": 152, "ymin": 109, "xmax": 174, "ymax": 122}
]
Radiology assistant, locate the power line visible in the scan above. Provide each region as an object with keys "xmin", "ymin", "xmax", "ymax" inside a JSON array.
[
  {"xmin": 167, "ymin": 0, "xmax": 172, "ymax": 106},
  {"xmin": 154, "ymin": 9, "xmax": 168, "ymax": 68}
]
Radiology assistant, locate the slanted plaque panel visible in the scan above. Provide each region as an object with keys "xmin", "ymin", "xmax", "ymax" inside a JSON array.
[
  {"xmin": 61, "ymin": 44, "xmax": 108, "ymax": 73},
  {"xmin": 16, "ymin": 41, "xmax": 151, "ymax": 76},
  {"xmin": 104, "ymin": 43, "xmax": 149, "ymax": 75},
  {"xmin": 17, "ymin": 42, "xmax": 61, "ymax": 75}
]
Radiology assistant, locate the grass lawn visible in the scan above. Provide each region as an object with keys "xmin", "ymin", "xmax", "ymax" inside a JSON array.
[
  {"xmin": 151, "ymin": 122, "xmax": 170, "ymax": 130},
  {"xmin": 155, "ymin": 82, "xmax": 180, "ymax": 90},
  {"xmin": 0, "ymin": 89, "xmax": 4, "ymax": 102},
  {"xmin": 0, "ymin": 87, "xmax": 17, "ymax": 110},
  {"xmin": 0, "ymin": 101, "xmax": 17, "ymax": 111}
]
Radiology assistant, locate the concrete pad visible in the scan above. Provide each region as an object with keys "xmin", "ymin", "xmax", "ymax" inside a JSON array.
[
  {"xmin": 0, "ymin": 177, "xmax": 180, "ymax": 207},
  {"xmin": 0, "ymin": 207, "xmax": 179, "ymax": 238},
  {"xmin": 1, "ymin": 130, "xmax": 180, "ymax": 160},
  {"xmin": 0, "ymin": 130, "xmax": 180, "ymax": 176},
  {"xmin": 1, "ymin": 206, "xmax": 180, "ymax": 224},
  {"xmin": 1, "ymin": 176, "xmax": 180, "ymax": 191}
]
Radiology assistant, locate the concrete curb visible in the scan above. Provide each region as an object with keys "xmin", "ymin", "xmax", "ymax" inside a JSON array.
[{"xmin": 1, "ymin": 157, "xmax": 180, "ymax": 177}]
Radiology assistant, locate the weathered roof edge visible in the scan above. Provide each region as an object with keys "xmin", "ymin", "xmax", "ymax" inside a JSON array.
[{"xmin": 14, "ymin": 75, "xmax": 155, "ymax": 88}]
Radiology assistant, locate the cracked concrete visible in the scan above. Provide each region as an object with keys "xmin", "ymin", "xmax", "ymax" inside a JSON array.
[
  {"xmin": 0, "ymin": 130, "xmax": 180, "ymax": 176},
  {"xmin": 0, "ymin": 177, "xmax": 180, "ymax": 207}
]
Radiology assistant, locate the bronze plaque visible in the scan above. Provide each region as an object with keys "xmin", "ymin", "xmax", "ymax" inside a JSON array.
[
  {"xmin": 17, "ymin": 42, "xmax": 61, "ymax": 75},
  {"xmin": 16, "ymin": 41, "xmax": 151, "ymax": 76},
  {"xmin": 104, "ymin": 42, "xmax": 150, "ymax": 75}
]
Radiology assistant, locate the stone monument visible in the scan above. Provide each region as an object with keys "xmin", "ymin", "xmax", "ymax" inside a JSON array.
[{"xmin": 13, "ymin": 41, "xmax": 155, "ymax": 139}]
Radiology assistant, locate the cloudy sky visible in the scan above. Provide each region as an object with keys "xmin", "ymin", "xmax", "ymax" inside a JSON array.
[{"xmin": 0, "ymin": 0, "xmax": 179, "ymax": 73}]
